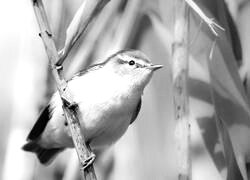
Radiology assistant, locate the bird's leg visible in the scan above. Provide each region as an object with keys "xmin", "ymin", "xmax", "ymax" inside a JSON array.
[{"xmin": 61, "ymin": 96, "xmax": 78, "ymax": 110}]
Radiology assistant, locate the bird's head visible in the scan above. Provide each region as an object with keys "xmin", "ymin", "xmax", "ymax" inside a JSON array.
[{"xmin": 104, "ymin": 49, "xmax": 163, "ymax": 89}]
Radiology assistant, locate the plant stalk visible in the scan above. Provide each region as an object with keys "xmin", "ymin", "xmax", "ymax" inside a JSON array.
[{"xmin": 172, "ymin": 0, "xmax": 191, "ymax": 179}]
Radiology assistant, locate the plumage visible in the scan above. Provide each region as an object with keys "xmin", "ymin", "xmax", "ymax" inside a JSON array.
[
  {"xmin": 22, "ymin": 49, "xmax": 162, "ymax": 164},
  {"xmin": 22, "ymin": 141, "xmax": 63, "ymax": 164},
  {"xmin": 130, "ymin": 99, "xmax": 141, "ymax": 125},
  {"xmin": 71, "ymin": 62, "xmax": 105, "ymax": 80},
  {"xmin": 26, "ymin": 105, "xmax": 52, "ymax": 141}
]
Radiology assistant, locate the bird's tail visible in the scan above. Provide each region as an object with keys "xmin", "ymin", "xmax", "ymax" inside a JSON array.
[{"xmin": 22, "ymin": 141, "xmax": 64, "ymax": 165}]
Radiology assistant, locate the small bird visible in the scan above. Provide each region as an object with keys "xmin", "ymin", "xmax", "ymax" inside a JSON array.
[{"xmin": 22, "ymin": 49, "xmax": 163, "ymax": 165}]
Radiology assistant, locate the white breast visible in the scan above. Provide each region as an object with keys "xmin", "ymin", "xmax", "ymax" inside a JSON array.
[{"xmin": 42, "ymin": 67, "xmax": 141, "ymax": 149}]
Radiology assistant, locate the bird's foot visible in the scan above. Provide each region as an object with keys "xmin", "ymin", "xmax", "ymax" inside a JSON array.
[
  {"xmin": 61, "ymin": 97, "xmax": 78, "ymax": 110},
  {"xmin": 81, "ymin": 153, "xmax": 96, "ymax": 170}
]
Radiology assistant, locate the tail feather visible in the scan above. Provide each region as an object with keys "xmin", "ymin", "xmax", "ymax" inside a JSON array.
[{"xmin": 22, "ymin": 141, "xmax": 63, "ymax": 165}]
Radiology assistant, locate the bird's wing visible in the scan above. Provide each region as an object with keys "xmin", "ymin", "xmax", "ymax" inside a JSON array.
[
  {"xmin": 69, "ymin": 62, "xmax": 105, "ymax": 81},
  {"xmin": 130, "ymin": 98, "xmax": 141, "ymax": 125},
  {"xmin": 26, "ymin": 105, "xmax": 53, "ymax": 141},
  {"xmin": 26, "ymin": 63, "xmax": 105, "ymax": 141}
]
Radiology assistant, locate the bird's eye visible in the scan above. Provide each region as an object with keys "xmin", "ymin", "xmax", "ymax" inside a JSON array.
[{"xmin": 128, "ymin": 60, "xmax": 135, "ymax": 66}]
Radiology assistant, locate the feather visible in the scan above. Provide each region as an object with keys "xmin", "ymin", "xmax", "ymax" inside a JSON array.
[
  {"xmin": 130, "ymin": 98, "xmax": 141, "ymax": 124},
  {"xmin": 27, "ymin": 105, "xmax": 52, "ymax": 141},
  {"xmin": 22, "ymin": 141, "xmax": 63, "ymax": 165}
]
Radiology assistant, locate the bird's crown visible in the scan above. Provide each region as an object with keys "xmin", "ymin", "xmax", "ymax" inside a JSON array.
[{"xmin": 107, "ymin": 49, "xmax": 151, "ymax": 68}]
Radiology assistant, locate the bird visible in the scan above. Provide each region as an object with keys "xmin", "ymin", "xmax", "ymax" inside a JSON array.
[{"xmin": 22, "ymin": 49, "xmax": 163, "ymax": 165}]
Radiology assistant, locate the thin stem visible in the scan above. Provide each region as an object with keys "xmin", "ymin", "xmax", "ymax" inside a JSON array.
[
  {"xmin": 184, "ymin": 0, "xmax": 224, "ymax": 36},
  {"xmin": 31, "ymin": 0, "xmax": 97, "ymax": 179},
  {"xmin": 172, "ymin": 0, "xmax": 191, "ymax": 180}
]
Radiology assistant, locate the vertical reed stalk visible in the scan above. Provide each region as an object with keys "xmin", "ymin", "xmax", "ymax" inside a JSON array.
[{"xmin": 172, "ymin": 0, "xmax": 191, "ymax": 179}]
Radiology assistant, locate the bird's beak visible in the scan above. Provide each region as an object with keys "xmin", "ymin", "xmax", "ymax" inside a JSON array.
[{"xmin": 147, "ymin": 64, "xmax": 163, "ymax": 71}]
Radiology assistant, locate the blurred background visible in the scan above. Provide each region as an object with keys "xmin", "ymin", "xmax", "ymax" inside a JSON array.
[{"xmin": 0, "ymin": 0, "xmax": 250, "ymax": 180}]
